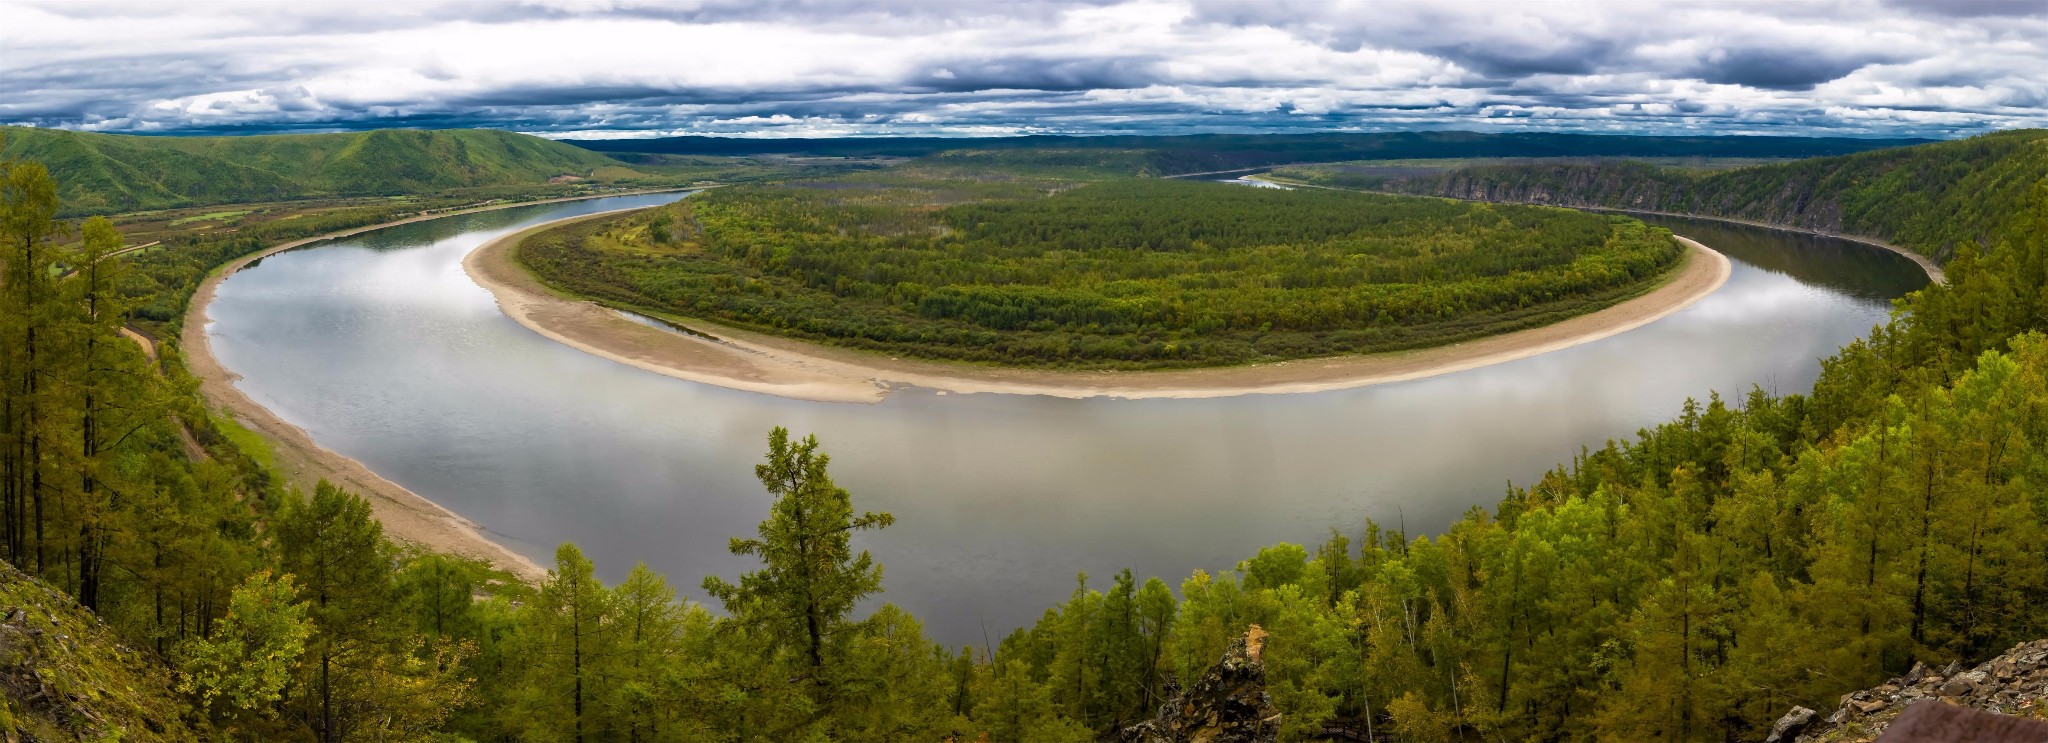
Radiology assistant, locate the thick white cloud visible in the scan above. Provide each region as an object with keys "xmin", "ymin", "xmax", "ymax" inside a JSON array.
[{"xmin": 2, "ymin": 0, "xmax": 2045, "ymax": 137}]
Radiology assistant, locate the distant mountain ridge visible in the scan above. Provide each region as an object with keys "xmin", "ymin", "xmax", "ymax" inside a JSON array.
[
  {"xmin": 0, "ymin": 127, "xmax": 627, "ymax": 214},
  {"xmin": 566, "ymin": 131, "xmax": 1933, "ymax": 173}
]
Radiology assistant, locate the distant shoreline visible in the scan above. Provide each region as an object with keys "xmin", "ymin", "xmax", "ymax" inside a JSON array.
[
  {"xmin": 183, "ymin": 187, "xmax": 694, "ymax": 582},
  {"xmin": 466, "ymin": 212, "xmax": 1732, "ymax": 403}
]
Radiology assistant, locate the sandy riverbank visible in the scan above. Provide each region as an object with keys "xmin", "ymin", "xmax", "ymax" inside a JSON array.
[
  {"xmin": 181, "ymin": 189, "xmax": 691, "ymax": 582},
  {"xmin": 467, "ymin": 214, "xmax": 1732, "ymax": 404}
]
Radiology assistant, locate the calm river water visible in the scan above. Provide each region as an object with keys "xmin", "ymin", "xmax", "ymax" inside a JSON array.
[{"xmin": 205, "ymin": 193, "xmax": 1929, "ymax": 644}]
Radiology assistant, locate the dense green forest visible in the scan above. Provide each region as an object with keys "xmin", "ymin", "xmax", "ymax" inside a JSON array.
[
  {"xmin": 1274, "ymin": 129, "xmax": 2048, "ymax": 265},
  {"xmin": 0, "ymin": 127, "xmax": 657, "ymax": 215},
  {"xmin": 8, "ymin": 133, "xmax": 2048, "ymax": 742},
  {"xmin": 569, "ymin": 131, "xmax": 1927, "ymax": 175},
  {"xmin": 519, "ymin": 175, "xmax": 1684, "ymax": 367}
]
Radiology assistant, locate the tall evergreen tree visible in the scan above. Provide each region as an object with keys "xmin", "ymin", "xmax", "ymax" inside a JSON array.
[
  {"xmin": 273, "ymin": 481, "xmax": 397, "ymax": 743},
  {"xmin": 703, "ymin": 427, "xmax": 896, "ymax": 734}
]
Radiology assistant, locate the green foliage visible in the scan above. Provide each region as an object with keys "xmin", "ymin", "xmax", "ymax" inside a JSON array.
[
  {"xmin": 177, "ymin": 570, "xmax": 312, "ymax": 718},
  {"xmin": 957, "ymin": 182, "xmax": 2048, "ymax": 741},
  {"xmin": 573, "ymin": 130, "xmax": 1924, "ymax": 170},
  {"xmin": 0, "ymin": 562, "xmax": 213, "ymax": 741},
  {"xmin": 0, "ymin": 126, "xmax": 634, "ymax": 215},
  {"xmin": 701, "ymin": 427, "xmax": 900, "ymax": 733},
  {"xmin": 1335, "ymin": 129, "xmax": 2048, "ymax": 264},
  {"xmin": 521, "ymin": 176, "xmax": 1684, "ymax": 367},
  {"xmin": 13, "ymin": 136, "xmax": 2048, "ymax": 743}
]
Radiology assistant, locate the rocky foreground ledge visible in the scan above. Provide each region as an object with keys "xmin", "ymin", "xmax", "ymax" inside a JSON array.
[
  {"xmin": 1767, "ymin": 640, "xmax": 2048, "ymax": 743},
  {"xmin": 1121, "ymin": 625, "xmax": 1282, "ymax": 743}
]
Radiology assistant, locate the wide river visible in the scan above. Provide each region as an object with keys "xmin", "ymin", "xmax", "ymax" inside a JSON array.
[{"xmin": 205, "ymin": 192, "xmax": 1929, "ymax": 644}]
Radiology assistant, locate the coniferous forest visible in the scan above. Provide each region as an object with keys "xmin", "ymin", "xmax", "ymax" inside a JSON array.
[
  {"xmin": 5, "ymin": 128, "xmax": 2048, "ymax": 742},
  {"xmin": 1274, "ymin": 130, "xmax": 2048, "ymax": 266},
  {"xmin": 519, "ymin": 175, "xmax": 1684, "ymax": 368}
]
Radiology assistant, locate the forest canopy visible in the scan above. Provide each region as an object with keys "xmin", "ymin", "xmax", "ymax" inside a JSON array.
[
  {"xmin": 1274, "ymin": 129, "xmax": 2048, "ymax": 266},
  {"xmin": 518, "ymin": 175, "xmax": 1685, "ymax": 368},
  {"xmin": 15, "ymin": 134, "xmax": 2048, "ymax": 741}
]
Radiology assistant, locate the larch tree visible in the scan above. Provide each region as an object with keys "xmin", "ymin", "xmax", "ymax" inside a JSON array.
[
  {"xmin": 273, "ymin": 481, "xmax": 398, "ymax": 743},
  {"xmin": 702, "ymin": 426, "xmax": 895, "ymax": 730},
  {"xmin": 1, "ymin": 157, "xmax": 61, "ymax": 572}
]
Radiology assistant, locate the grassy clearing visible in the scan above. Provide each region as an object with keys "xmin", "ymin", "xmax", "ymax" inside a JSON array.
[
  {"xmin": 169, "ymin": 209, "xmax": 253, "ymax": 225},
  {"xmin": 212, "ymin": 407, "xmax": 280, "ymax": 479}
]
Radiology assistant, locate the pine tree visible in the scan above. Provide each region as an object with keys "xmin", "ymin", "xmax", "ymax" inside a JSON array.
[
  {"xmin": 69, "ymin": 216, "xmax": 140, "ymax": 612},
  {"xmin": 702, "ymin": 426, "xmax": 895, "ymax": 732},
  {"xmin": 520, "ymin": 543, "xmax": 615, "ymax": 743},
  {"xmin": 1, "ymin": 158, "xmax": 62, "ymax": 572},
  {"xmin": 607, "ymin": 562, "xmax": 684, "ymax": 742},
  {"xmin": 273, "ymin": 481, "xmax": 398, "ymax": 743}
]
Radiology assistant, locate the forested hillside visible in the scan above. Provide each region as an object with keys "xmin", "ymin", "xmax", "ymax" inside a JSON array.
[
  {"xmin": 0, "ymin": 127, "xmax": 633, "ymax": 214},
  {"xmin": 1276, "ymin": 130, "xmax": 2048, "ymax": 265},
  {"xmin": 519, "ymin": 175, "xmax": 1684, "ymax": 367},
  {"xmin": 7, "ymin": 139, "xmax": 2048, "ymax": 741},
  {"xmin": 0, "ymin": 562, "xmax": 210, "ymax": 741},
  {"xmin": 570, "ymin": 131, "xmax": 1927, "ymax": 175}
]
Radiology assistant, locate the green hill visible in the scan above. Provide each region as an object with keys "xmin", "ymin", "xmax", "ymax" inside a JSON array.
[
  {"xmin": 1281, "ymin": 130, "xmax": 2048, "ymax": 264},
  {"xmin": 0, "ymin": 126, "xmax": 631, "ymax": 214},
  {"xmin": 569, "ymin": 131, "xmax": 1929, "ymax": 167}
]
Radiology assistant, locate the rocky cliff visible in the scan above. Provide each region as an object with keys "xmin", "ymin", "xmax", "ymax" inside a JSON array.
[
  {"xmin": 1122, "ymin": 625, "xmax": 1282, "ymax": 743},
  {"xmin": 1766, "ymin": 640, "xmax": 2048, "ymax": 743}
]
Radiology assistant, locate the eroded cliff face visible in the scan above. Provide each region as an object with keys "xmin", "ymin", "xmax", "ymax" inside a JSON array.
[
  {"xmin": 1766, "ymin": 640, "xmax": 2048, "ymax": 743},
  {"xmin": 1122, "ymin": 625, "xmax": 1281, "ymax": 743},
  {"xmin": 1388, "ymin": 163, "xmax": 1859, "ymax": 239}
]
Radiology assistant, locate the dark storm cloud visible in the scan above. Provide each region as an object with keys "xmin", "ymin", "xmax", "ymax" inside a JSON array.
[
  {"xmin": 1420, "ymin": 39, "xmax": 1619, "ymax": 78},
  {"xmin": 919, "ymin": 57, "xmax": 1164, "ymax": 93},
  {"xmin": 1686, "ymin": 49, "xmax": 1892, "ymax": 91},
  {"xmin": 4, "ymin": 1, "xmax": 2046, "ymax": 138},
  {"xmin": 1882, "ymin": 0, "xmax": 2048, "ymax": 18},
  {"xmin": 551, "ymin": 0, "xmax": 1127, "ymax": 31}
]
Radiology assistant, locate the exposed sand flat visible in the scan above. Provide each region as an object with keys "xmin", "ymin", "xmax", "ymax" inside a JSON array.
[
  {"xmin": 467, "ymin": 212, "xmax": 1731, "ymax": 404},
  {"xmin": 181, "ymin": 190, "xmax": 694, "ymax": 583}
]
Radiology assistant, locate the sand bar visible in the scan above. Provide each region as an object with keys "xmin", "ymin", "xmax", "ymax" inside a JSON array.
[{"xmin": 466, "ymin": 212, "xmax": 1732, "ymax": 404}]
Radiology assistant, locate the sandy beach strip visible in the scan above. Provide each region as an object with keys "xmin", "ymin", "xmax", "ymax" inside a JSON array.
[
  {"xmin": 467, "ymin": 213, "xmax": 1731, "ymax": 404},
  {"xmin": 181, "ymin": 189, "xmax": 692, "ymax": 582}
]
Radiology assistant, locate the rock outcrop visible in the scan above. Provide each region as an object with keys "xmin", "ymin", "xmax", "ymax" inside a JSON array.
[
  {"xmin": 1121, "ymin": 625, "xmax": 1281, "ymax": 743},
  {"xmin": 1766, "ymin": 639, "xmax": 2048, "ymax": 743},
  {"xmin": 0, "ymin": 562, "xmax": 208, "ymax": 742}
]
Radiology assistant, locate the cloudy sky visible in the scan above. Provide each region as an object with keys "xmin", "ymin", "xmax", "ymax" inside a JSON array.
[{"xmin": 5, "ymin": 0, "xmax": 2048, "ymax": 139}]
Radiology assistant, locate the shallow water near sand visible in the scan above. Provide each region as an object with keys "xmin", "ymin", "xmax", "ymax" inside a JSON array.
[{"xmin": 205, "ymin": 192, "xmax": 1929, "ymax": 643}]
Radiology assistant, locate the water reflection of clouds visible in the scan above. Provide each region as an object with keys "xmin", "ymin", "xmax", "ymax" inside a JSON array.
[
  {"xmin": 1683, "ymin": 268, "xmax": 1835, "ymax": 325},
  {"xmin": 207, "ymin": 195, "xmax": 1912, "ymax": 644}
]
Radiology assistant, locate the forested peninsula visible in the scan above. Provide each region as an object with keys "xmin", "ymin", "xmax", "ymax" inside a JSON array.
[
  {"xmin": 513, "ymin": 173, "xmax": 1690, "ymax": 369},
  {"xmin": 3, "ymin": 129, "xmax": 2048, "ymax": 742}
]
